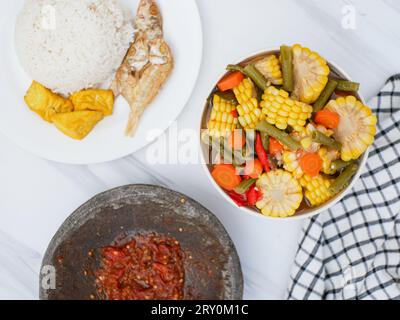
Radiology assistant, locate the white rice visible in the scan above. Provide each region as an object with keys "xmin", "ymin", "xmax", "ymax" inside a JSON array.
[{"xmin": 15, "ymin": 0, "xmax": 134, "ymax": 96}]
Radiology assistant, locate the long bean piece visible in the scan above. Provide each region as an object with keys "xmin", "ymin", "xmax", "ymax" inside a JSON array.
[
  {"xmin": 227, "ymin": 64, "xmax": 245, "ymax": 73},
  {"xmin": 330, "ymin": 159, "xmax": 355, "ymax": 173},
  {"xmin": 336, "ymin": 80, "xmax": 360, "ymax": 92},
  {"xmin": 280, "ymin": 45, "xmax": 294, "ymax": 92},
  {"xmin": 226, "ymin": 64, "xmax": 270, "ymax": 91},
  {"xmin": 329, "ymin": 163, "xmax": 359, "ymax": 194},
  {"xmin": 214, "ymin": 90, "xmax": 238, "ymax": 104},
  {"xmin": 312, "ymin": 131, "xmax": 342, "ymax": 151},
  {"xmin": 260, "ymin": 132, "xmax": 270, "ymax": 151},
  {"xmin": 256, "ymin": 121, "xmax": 300, "ymax": 150},
  {"xmin": 234, "ymin": 178, "xmax": 257, "ymax": 194},
  {"xmin": 313, "ymin": 79, "xmax": 338, "ymax": 112},
  {"xmin": 243, "ymin": 65, "xmax": 270, "ymax": 91}
]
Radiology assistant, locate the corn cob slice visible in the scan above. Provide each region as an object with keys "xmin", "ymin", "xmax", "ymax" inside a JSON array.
[
  {"xmin": 300, "ymin": 174, "xmax": 334, "ymax": 207},
  {"xmin": 256, "ymin": 170, "xmax": 303, "ymax": 218},
  {"xmin": 233, "ymin": 78, "xmax": 264, "ymax": 129},
  {"xmin": 254, "ymin": 55, "xmax": 283, "ymax": 85},
  {"xmin": 292, "ymin": 44, "xmax": 330, "ymax": 104},
  {"xmin": 208, "ymin": 95, "xmax": 239, "ymax": 137},
  {"xmin": 260, "ymin": 86, "xmax": 313, "ymax": 132},
  {"xmin": 318, "ymin": 147, "xmax": 340, "ymax": 175},
  {"xmin": 326, "ymin": 96, "xmax": 377, "ymax": 161}
]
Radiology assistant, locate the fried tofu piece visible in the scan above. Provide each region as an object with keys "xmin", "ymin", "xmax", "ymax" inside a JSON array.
[
  {"xmin": 70, "ymin": 89, "xmax": 114, "ymax": 116},
  {"xmin": 24, "ymin": 81, "xmax": 73, "ymax": 122},
  {"xmin": 52, "ymin": 111, "xmax": 104, "ymax": 140}
]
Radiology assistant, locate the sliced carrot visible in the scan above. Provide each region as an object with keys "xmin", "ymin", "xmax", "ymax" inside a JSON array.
[
  {"xmin": 299, "ymin": 153, "xmax": 323, "ymax": 177},
  {"xmin": 269, "ymin": 137, "xmax": 284, "ymax": 156},
  {"xmin": 227, "ymin": 131, "xmax": 245, "ymax": 150},
  {"xmin": 217, "ymin": 72, "xmax": 244, "ymax": 92},
  {"xmin": 212, "ymin": 164, "xmax": 242, "ymax": 191},
  {"xmin": 243, "ymin": 159, "xmax": 263, "ymax": 179},
  {"xmin": 314, "ymin": 110, "xmax": 340, "ymax": 129}
]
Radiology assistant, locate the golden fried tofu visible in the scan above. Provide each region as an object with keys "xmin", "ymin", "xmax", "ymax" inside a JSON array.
[
  {"xmin": 24, "ymin": 81, "xmax": 73, "ymax": 122},
  {"xmin": 70, "ymin": 89, "xmax": 114, "ymax": 116},
  {"xmin": 52, "ymin": 111, "xmax": 104, "ymax": 140}
]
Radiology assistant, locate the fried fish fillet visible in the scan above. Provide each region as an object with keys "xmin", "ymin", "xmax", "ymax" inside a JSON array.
[{"xmin": 112, "ymin": 0, "xmax": 174, "ymax": 137}]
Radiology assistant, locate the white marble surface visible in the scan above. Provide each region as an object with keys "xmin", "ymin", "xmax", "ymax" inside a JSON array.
[{"xmin": 1, "ymin": 0, "xmax": 400, "ymax": 300}]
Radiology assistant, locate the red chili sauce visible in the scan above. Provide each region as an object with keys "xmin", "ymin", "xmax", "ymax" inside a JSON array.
[{"xmin": 96, "ymin": 233, "xmax": 185, "ymax": 300}]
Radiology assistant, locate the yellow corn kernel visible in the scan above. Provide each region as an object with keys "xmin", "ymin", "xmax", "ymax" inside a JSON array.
[
  {"xmin": 261, "ymin": 86, "xmax": 313, "ymax": 132},
  {"xmin": 282, "ymin": 151, "xmax": 303, "ymax": 178},
  {"xmin": 254, "ymin": 55, "xmax": 283, "ymax": 85},
  {"xmin": 318, "ymin": 147, "xmax": 340, "ymax": 175},
  {"xmin": 208, "ymin": 95, "xmax": 239, "ymax": 137},
  {"xmin": 291, "ymin": 44, "xmax": 330, "ymax": 104},
  {"xmin": 301, "ymin": 137, "xmax": 313, "ymax": 149},
  {"xmin": 310, "ymin": 124, "xmax": 334, "ymax": 137},
  {"xmin": 300, "ymin": 174, "xmax": 333, "ymax": 207},
  {"xmin": 233, "ymin": 78, "xmax": 265, "ymax": 129}
]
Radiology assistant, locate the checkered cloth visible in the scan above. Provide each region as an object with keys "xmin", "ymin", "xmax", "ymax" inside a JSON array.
[{"xmin": 287, "ymin": 75, "xmax": 400, "ymax": 300}]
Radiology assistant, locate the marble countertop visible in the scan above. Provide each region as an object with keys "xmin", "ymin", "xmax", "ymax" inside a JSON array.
[{"xmin": 1, "ymin": 0, "xmax": 400, "ymax": 300}]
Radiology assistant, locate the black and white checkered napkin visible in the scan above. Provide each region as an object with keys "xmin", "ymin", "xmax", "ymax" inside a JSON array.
[{"xmin": 287, "ymin": 75, "xmax": 400, "ymax": 300}]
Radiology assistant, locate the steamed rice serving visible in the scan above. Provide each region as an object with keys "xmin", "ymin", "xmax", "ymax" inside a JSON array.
[{"xmin": 15, "ymin": 0, "xmax": 134, "ymax": 96}]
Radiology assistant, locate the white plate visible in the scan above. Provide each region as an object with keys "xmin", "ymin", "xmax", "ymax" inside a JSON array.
[{"xmin": 0, "ymin": 0, "xmax": 202, "ymax": 164}]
